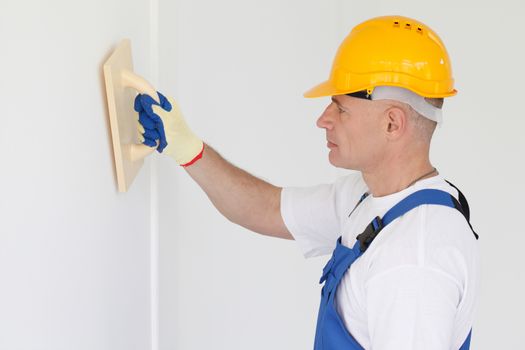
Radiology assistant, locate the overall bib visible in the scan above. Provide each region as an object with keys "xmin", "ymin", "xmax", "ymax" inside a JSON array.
[{"xmin": 314, "ymin": 186, "xmax": 479, "ymax": 350}]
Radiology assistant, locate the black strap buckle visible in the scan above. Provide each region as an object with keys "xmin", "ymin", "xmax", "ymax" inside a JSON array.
[{"xmin": 356, "ymin": 216, "xmax": 383, "ymax": 252}]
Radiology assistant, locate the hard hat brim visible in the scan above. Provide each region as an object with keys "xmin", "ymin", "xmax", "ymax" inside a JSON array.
[
  {"xmin": 303, "ymin": 79, "xmax": 457, "ymax": 99},
  {"xmin": 303, "ymin": 80, "xmax": 343, "ymax": 98}
]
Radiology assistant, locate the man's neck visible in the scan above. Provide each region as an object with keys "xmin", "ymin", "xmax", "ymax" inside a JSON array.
[{"xmin": 362, "ymin": 156, "xmax": 436, "ymax": 197}]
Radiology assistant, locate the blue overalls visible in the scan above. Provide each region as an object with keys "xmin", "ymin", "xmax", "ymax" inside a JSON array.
[{"xmin": 314, "ymin": 185, "xmax": 479, "ymax": 350}]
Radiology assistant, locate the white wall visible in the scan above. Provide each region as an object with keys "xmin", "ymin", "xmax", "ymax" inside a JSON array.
[
  {"xmin": 1, "ymin": 0, "xmax": 156, "ymax": 349},
  {"xmin": 158, "ymin": 0, "xmax": 525, "ymax": 350},
  {"xmin": 157, "ymin": 1, "xmax": 342, "ymax": 348}
]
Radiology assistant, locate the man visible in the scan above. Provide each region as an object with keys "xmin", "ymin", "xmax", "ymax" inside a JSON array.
[{"xmin": 135, "ymin": 15, "xmax": 479, "ymax": 350}]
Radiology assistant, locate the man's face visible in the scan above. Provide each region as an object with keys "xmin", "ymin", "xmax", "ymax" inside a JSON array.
[{"xmin": 316, "ymin": 95, "xmax": 387, "ymax": 170}]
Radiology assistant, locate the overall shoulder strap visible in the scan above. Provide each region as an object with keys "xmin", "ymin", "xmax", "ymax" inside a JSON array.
[
  {"xmin": 445, "ymin": 180, "xmax": 470, "ymax": 220},
  {"xmin": 382, "ymin": 189, "xmax": 455, "ymax": 226},
  {"xmin": 357, "ymin": 188, "xmax": 478, "ymax": 253},
  {"xmin": 348, "ymin": 192, "xmax": 369, "ymax": 218},
  {"xmin": 445, "ymin": 180, "xmax": 478, "ymax": 240}
]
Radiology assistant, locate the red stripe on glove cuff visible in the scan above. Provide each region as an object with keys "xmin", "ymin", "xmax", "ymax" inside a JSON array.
[{"xmin": 181, "ymin": 144, "xmax": 205, "ymax": 167}]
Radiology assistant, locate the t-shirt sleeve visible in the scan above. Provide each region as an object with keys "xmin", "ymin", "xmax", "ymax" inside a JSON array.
[
  {"xmin": 280, "ymin": 174, "xmax": 366, "ymax": 258},
  {"xmin": 365, "ymin": 265, "xmax": 460, "ymax": 350},
  {"xmin": 364, "ymin": 206, "xmax": 477, "ymax": 350}
]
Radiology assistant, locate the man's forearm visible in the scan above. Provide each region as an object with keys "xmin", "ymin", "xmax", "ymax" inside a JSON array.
[{"xmin": 184, "ymin": 144, "xmax": 293, "ymax": 240}]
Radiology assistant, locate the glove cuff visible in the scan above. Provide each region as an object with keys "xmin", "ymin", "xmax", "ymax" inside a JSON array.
[{"xmin": 181, "ymin": 143, "xmax": 205, "ymax": 167}]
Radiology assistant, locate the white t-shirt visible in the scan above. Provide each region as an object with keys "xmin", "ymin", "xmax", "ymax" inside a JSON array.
[{"xmin": 281, "ymin": 173, "xmax": 480, "ymax": 350}]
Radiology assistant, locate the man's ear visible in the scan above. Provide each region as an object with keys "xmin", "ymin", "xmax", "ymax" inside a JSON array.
[{"xmin": 384, "ymin": 105, "xmax": 407, "ymax": 140}]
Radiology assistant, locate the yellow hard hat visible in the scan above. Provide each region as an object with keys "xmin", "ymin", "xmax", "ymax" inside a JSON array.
[{"xmin": 304, "ymin": 15, "xmax": 456, "ymax": 98}]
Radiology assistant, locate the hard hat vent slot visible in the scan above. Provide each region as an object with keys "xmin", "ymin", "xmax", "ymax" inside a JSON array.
[
  {"xmin": 417, "ymin": 27, "xmax": 423, "ymax": 34},
  {"xmin": 393, "ymin": 20, "xmax": 400, "ymax": 27},
  {"xmin": 405, "ymin": 23, "xmax": 412, "ymax": 29}
]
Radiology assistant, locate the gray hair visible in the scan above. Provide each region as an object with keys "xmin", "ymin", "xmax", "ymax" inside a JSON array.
[{"xmin": 406, "ymin": 99, "xmax": 440, "ymax": 143}]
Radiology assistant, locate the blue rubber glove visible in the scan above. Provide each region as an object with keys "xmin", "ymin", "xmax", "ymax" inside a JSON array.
[{"xmin": 134, "ymin": 91, "xmax": 172, "ymax": 153}]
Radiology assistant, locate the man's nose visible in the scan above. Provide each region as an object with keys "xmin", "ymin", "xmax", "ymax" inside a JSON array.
[{"xmin": 316, "ymin": 103, "xmax": 336, "ymax": 130}]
